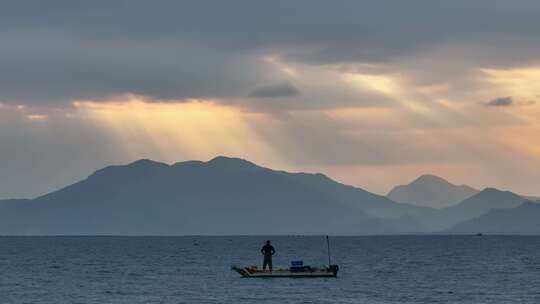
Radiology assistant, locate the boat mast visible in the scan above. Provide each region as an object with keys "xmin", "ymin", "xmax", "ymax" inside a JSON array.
[{"xmin": 326, "ymin": 235, "xmax": 331, "ymax": 266}]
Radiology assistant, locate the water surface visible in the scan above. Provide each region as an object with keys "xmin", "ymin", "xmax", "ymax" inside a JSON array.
[{"xmin": 1, "ymin": 236, "xmax": 539, "ymax": 303}]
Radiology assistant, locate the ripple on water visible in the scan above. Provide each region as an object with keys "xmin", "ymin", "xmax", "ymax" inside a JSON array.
[{"xmin": 1, "ymin": 236, "xmax": 539, "ymax": 304}]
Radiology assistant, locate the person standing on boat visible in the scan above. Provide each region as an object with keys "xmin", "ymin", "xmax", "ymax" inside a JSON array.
[{"xmin": 260, "ymin": 240, "xmax": 275, "ymax": 272}]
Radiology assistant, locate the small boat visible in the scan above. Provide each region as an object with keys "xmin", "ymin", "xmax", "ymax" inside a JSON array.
[
  {"xmin": 232, "ymin": 236, "xmax": 339, "ymax": 278},
  {"xmin": 231, "ymin": 264, "xmax": 339, "ymax": 278}
]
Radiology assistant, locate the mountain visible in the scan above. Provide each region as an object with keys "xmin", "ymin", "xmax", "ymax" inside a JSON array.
[
  {"xmin": 0, "ymin": 199, "xmax": 30, "ymax": 204},
  {"xmin": 387, "ymin": 174, "xmax": 478, "ymax": 208},
  {"xmin": 444, "ymin": 188, "xmax": 526, "ymax": 217},
  {"xmin": 0, "ymin": 156, "xmax": 429, "ymax": 235},
  {"xmin": 448, "ymin": 202, "xmax": 540, "ymax": 234},
  {"xmin": 424, "ymin": 188, "xmax": 528, "ymax": 230},
  {"xmin": 523, "ymin": 195, "xmax": 540, "ymax": 201}
]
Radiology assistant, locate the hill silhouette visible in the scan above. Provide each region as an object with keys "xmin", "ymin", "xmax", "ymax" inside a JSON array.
[
  {"xmin": 387, "ymin": 174, "xmax": 478, "ymax": 208},
  {"xmin": 0, "ymin": 156, "xmax": 428, "ymax": 235},
  {"xmin": 443, "ymin": 188, "xmax": 525, "ymax": 218},
  {"xmin": 2, "ymin": 157, "xmax": 538, "ymax": 235},
  {"xmin": 415, "ymin": 188, "xmax": 529, "ymax": 231},
  {"xmin": 448, "ymin": 202, "xmax": 540, "ymax": 234}
]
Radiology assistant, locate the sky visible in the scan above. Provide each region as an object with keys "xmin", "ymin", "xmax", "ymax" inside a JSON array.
[{"xmin": 1, "ymin": 0, "xmax": 540, "ymax": 199}]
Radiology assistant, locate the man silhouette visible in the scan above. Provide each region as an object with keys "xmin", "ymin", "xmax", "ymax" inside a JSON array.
[{"xmin": 260, "ymin": 240, "xmax": 275, "ymax": 272}]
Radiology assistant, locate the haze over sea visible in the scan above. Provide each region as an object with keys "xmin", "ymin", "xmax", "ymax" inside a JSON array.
[{"xmin": 2, "ymin": 236, "xmax": 539, "ymax": 304}]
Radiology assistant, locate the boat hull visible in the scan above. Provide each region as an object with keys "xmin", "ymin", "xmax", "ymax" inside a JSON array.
[{"xmin": 231, "ymin": 266, "xmax": 338, "ymax": 278}]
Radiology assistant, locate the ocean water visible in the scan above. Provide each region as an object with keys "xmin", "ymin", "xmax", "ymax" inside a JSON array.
[{"xmin": 1, "ymin": 236, "xmax": 540, "ymax": 304}]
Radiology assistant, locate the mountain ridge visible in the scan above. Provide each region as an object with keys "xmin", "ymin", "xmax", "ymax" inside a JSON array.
[
  {"xmin": 418, "ymin": 187, "xmax": 531, "ymax": 231},
  {"xmin": 387, "ymin": 174, "xmax": 479, "ymax": 208},
  {"xmin": 1, "ymin": 157, "xmax": 537, "ymax": 235},
  {"xmin": 0, "ymin": 156, "xmax": 429, "ymax": 235},
  {"xmin": 448, "ymin": 201, "xmax": 540, "ymax": 234}
]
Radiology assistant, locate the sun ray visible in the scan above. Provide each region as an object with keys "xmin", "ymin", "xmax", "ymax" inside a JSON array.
[{"xmin": 72, "ymin": 95, "xmax": 289, "ymax": 167}]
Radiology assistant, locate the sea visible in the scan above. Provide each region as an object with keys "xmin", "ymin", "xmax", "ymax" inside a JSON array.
[{"xmin": 1, "ymin": 236, "xmax": 539, "ymax": 304}]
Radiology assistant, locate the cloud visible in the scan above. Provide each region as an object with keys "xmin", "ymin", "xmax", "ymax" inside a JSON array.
[
  {"xmin": 483, "ymin": 96, "xmax": 536, "ymax": 108},
  {"xmin": 1, "ymin": 1, "xmax": 540, "ymax": 107},
  {"xmin": 248, "ymin": 83, "xmax": 301, "ymax": 98},
  {"xmin": 0, "ymin": 30, "xmax": 281, "ymax": 105},
  {"xmin": 2, "ymin": 1, "xmax": 540, "ymax": 198},
  {"xmin": 486, "ymin": 97, "xmax": 513, "ymax": 107}
]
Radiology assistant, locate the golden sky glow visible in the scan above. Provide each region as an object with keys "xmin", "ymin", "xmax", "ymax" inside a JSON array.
[
  {"xmin": 4, "ymin": 1, "xmax": 540, "ymax": 201},
  {"xmin": 2, "ymin": 59, "xmax": 540, "ymax": 198},
  {"xmin": 56, "ymin": 61, "xmax": 540, "ymax": 197},
  {"xmin": 72, "ymin": 96, "xmax": 290, "ymax": 169},
  {"xmin": 482, "ymin": 67, "xmax": 540, "ymax": 102},
  {"xmin": 343, "ymin": 72, "xmax": 436, "ymax": 117},
  {"xmin": 26, "ymin": 114, "xmax": 48, "ymax": 121}
]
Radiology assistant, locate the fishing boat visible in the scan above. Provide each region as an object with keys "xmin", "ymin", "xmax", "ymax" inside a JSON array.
[
  {"xmin": 231, "ymin": 264, "xmax": 339, "ymax": 278},
  {"xmin": 231, "ymin": 236, "xmax": 339, "ymax": 278}
]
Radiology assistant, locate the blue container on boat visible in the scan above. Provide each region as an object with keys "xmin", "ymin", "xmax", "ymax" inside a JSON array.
[
  {"xmin": 291, "ymin": 260, "xmax": 303, "ymax": 267},
  {"xmin": 290, "ymin": 260, "xmax": 305, "ymax": 272}
]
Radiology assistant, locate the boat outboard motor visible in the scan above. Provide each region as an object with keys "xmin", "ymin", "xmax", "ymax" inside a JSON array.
[{"xmin": 329, "ymin": 264, "xmax": 339, "ymax": 276}]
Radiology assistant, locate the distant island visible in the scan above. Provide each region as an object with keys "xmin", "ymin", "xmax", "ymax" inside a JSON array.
[
  {"xmin": 449, "ymin": 202, "xmax": 540, "ymax": 234},
  {"xmin": 0, "ymin": 156, "xmax": 538, "ymax": 235}
]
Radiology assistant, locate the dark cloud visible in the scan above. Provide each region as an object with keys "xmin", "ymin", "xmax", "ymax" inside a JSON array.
[
  {"xmin": 485, "ymin": 97, "xmax": 537, "ymax": 108},
  {"xmin": 249, "ymin": 83, "xmax": 300, "ymax": 98},
  {"xmin": 1, "ymin": 1, "xmax": 540, "ymax": 106},
  {"xmin": 486, "ymin": 97, "xmax": 513, "ymax": 107},
  {"xmin": 0, "ymin": 31, "xmax": 278, "ymax": 104}
]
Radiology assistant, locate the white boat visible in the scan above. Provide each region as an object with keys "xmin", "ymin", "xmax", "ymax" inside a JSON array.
[
  {"xmin": 231, "ymin": 264, "xmax": 339, "ymax": 278},
  {"xmin": 232, "ymin": 236, "xmax": 339, "ymax": 278}
]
